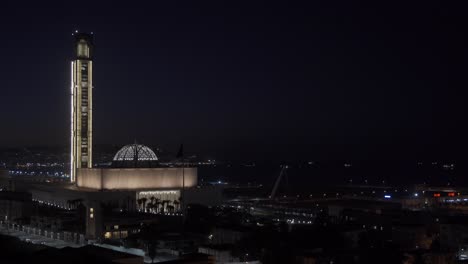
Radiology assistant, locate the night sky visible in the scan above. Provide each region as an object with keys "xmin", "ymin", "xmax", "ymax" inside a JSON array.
[{"xmin": 0, "ymin": 1, "xmax": 467, "ymax": 161}]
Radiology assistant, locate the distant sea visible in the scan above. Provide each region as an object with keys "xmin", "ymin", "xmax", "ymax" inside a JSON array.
[{"xmin": 198, "ymin": 160, "xmax": 462, "ymax": 194}]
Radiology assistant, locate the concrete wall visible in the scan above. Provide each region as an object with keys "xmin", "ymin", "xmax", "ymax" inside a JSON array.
[
  {"xmin": 77, "ymin": 168, "xmax": 197, "ymax": 190},
  {"xmin": 78, "ymin": 169, "xmax": 102, "ymax": 189}
]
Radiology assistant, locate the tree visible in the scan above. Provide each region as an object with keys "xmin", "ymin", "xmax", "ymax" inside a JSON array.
[
  {"xmin": 141, "ymin": 198, "xmax": 148, "ymax": 212},
  {"xmin": 167, "ymin": 205, "xmax": 174, "ymax": 213},
  {"xmin": 154, "ymin": 201, "xmax": 161, "ymax": 213},
  {"xmin": 154, "ymin": 198, "xmax": 161, "ymax": 213},
  {"xmin": 178, "ymin": 197, "xmax": 183, "ymax": 209},
  {"xmin": 173, "ymin": 200, "xmax": 180, "ymax": 212},
  {"xmin": 146, "ymin": 202, "xmax": 153, "ymax": 213},
  {"xmin": 162, "ymin": 200, "xmax": 171, "ymax": 213},
  {"xmin": 137, "ymin": 199, "xmax": 143, "ymax": 211}
]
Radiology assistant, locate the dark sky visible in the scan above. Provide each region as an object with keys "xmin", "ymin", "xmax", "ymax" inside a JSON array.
[{"xmin": 0, "ymin": 1, "xmax": 467, "ymax": 161}]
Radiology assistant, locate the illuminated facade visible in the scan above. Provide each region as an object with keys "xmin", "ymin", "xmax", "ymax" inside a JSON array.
[
  {"xmin": 76, "ymin": 167, "xmax": 197, "ymax": 190},
  {"xmin": 71, "ymin": 33, "xmax": 94, "ymax": 182},
  {"xmin": 3, "ymin": 34, "xmax": 206, "ymax": 241}
]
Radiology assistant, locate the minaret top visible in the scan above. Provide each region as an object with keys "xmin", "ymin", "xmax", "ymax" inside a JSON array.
[{"xmin": 73, "ymin": 31, "xmax": 94, "ymax": 60}]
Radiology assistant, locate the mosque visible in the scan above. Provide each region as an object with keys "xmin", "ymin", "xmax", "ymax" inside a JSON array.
[
  {"xmin": 71, "ymin": 31, "xmax": 197, "ymax": 198},
  {"xmin": 0, "ymin": 32, "xmax": 208, "ymax": 240},
  {"xmin": 70, "ymin": 32, "xmax": 197, "ymax": 194}
]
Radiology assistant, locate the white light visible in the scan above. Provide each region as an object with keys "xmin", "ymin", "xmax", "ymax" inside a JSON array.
[
  {"xmin": 139, "ymin": 190, "xmax": 179, "ymax": 195},
  {"xmin": 70, "ymin": 61, "xmax": 75, "ymax": 183},
  {"xmin": 384, "ymin": 195, "xmax": 391, "ymax": 199},
  {"xmin": 414, "ymin": 193, "xmax": 419, "ymax": 197}
]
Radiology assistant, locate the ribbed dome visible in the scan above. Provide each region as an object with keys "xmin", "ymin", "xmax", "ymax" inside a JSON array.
[{"xmin": 113, "ymin": 144, "xmax": 158, "ymax": 162}]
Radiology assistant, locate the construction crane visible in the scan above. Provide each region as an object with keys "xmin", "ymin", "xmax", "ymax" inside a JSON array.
[{"xmin": 270, "ymin": 165, "xmax": 288, "ymax": 199}]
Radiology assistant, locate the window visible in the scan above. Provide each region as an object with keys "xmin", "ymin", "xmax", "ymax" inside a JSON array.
[{"xmin": 77, "ymin": 41, "xmax": 89, "ymax": 58}]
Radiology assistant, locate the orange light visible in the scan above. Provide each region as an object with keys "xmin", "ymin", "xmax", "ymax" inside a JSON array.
[
  {"xmin": 448, "ymin": 192, "xmax": 455, "ymax": 197},
  {"xmin": 433, "ymin": 193, "xmax": 441, "ymax": 197}
]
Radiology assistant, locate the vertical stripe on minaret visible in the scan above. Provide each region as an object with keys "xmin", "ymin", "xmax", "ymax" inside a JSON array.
[{"xmin": 71, "ymin": 32, "xmax": 94, "ymax": 183}]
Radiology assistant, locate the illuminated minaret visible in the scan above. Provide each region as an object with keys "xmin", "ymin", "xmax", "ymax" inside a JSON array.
[{"xmin": 71, "ymin": 32, "xmax": 93, "ymax": 182}]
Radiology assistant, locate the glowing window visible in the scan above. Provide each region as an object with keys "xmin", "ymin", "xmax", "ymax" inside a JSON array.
[{"xmin": 77, "ymin": 41, "xmax": 89, "ymax": 58}]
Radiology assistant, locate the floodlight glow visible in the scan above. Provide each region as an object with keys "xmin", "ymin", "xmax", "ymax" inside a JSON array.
[{"xmin": 70, "ymin": 61, "xmax": 74, "ymax": 182}]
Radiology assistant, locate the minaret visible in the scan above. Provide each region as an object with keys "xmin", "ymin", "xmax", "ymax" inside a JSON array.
[{"xmin": 71, "ymin": 32, "xmax": 93, "ymax": 183}]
